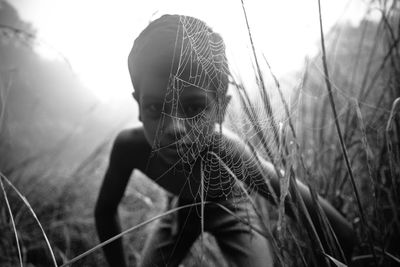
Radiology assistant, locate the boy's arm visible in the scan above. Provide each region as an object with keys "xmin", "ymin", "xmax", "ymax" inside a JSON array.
[
  {"xmin": 221, "ymin": 132, "xmax": 357, "ymax": 259},
  {"xmin": 94, "ymin": 130, "xmax": 137, "ymax": 267},
  {"xmin": 250, "ymin": 155, "xmax": 357, "ymax": 260}
]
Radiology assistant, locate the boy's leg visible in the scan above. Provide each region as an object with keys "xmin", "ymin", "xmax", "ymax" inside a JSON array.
[
  {"xmin": 139, "ymin": 197, "xmax": 200, "ymax": 267},
  {"xmin": 208, "ymin": 200, "xmax": 273, "ymax": 267}
]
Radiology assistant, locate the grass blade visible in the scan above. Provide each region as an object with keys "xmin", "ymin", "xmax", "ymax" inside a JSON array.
[
  {"xmin": 374, "ymin": 246, "xmax": 400, "ymax": 265},
  {"xmin": 0, "ymin": 174, "xmax": 23, "ymax": 267},
  {"xmin": 0, "ymin": 172, "xmax": 58, "ymax": 267},
  {"xmin": 240, "ymin": 0, "xmax": 280, "ymax": 150},
  {"xmin": 316, "ymin": 0, "xmax": 377, "ymax": 264},
  {"xmin": 323, "ymin": 252, "xmax": 347, "ymax": 267},
  {"xmin": 385, "ymin": 97, "xmax": 400, "ymax": 213},
  {"xmin": 60, "ymin": 202, "xmax": 207, "ymax": 267},
  {"xmin": 262, "ymin": 51, "xmax": 347, "ymax": 261},
  {"xmin": 209, "ymin": 151, "xmax": 285, "ymax": 266}
]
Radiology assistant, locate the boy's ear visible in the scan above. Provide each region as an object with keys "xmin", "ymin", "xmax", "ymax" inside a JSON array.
[
  {"xmin": 217, "ymin": 95, "xmax": 231, "ymax": 124},
  {"xmin": 132, "ymin": 91, "xmax": 139, "ymax": 101},
  {"xmin": 132, "ymin": 92, "xmax": 142, "ymax": 121}
]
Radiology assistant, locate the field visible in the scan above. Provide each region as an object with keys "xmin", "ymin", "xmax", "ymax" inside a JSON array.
[{"xmin": 1, "ymin": 0, "xmax": 399, "ymax": 266}]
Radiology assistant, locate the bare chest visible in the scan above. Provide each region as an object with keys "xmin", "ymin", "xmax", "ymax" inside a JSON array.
[{"xmin": 140, "ymin": 155, "xmax": 237, "ymax": 201}]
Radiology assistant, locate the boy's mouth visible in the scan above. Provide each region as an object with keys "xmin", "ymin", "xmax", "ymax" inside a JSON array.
[
  {"xmin": 157, "ymin": 145, "xmax": 188, "ymax": 165},
  {"xmin": 158, "ymin": 141, "xmax": 199, "ymax": 160},
  {"xmin": 161, "ymin": 143, "xmax": 186, "ymax": 154},
  {"xmin": 158, "ymin": 142, "xmax": 181, "ymax": 155}
]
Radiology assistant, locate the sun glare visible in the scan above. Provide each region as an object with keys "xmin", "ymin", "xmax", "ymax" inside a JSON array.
[{"xmin": 10, "ymin": 0, "xmax": 369, "ymax": 102}]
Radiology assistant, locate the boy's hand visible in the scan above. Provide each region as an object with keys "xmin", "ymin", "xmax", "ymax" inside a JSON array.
[{"xmin": 95, "ymin": 130, "xmax": 139, "ymax": 267}]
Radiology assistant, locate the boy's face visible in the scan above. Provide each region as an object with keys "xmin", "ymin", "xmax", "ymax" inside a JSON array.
[{"xmin": 134, "ymin": 62, "xmax": 226, "ymax": 165}]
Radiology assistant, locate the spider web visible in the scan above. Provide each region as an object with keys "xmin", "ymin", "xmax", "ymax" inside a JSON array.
[
  {"xmin": 141, "ymin": 11, "xmax": 399, "ymax": 266},
  {"xmin": 147, "ymin": 15, "xmax": 279, "ymax": 203}
]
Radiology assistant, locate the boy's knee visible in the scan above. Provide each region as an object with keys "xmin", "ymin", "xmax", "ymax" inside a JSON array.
[{"xmin": 219, "ymin": 231, "xmax": 273, "ymax": 267}]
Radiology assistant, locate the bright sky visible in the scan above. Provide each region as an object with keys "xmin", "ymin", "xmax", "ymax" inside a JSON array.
[{"xmin": 10, "ymin": 0, "xmax": 371, "ymax": 102}]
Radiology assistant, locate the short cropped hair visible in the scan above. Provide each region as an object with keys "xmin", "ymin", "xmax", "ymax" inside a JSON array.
[{"xmin": 128, "ymin": 14, "xmax": 229, "ymax": 97}]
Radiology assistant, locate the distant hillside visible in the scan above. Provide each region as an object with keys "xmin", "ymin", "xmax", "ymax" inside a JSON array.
[
  {"xmin": 298, "ymin": 18, "xmax": 391, "ymax": 135},
  {"xmin": 306, "ymin": 19, "xmax": 387, "ymax": 98},
  {"xmin": 0, "ymin": 1, "xmax": 137, "ymax": 176}
]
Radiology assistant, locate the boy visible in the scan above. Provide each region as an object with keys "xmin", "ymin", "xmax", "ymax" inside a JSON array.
[{"xmin": 95, "ymin": 14, "xmax": 355, "ymax": 267}]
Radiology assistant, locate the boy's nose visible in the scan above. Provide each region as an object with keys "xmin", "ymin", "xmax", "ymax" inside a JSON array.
[{"xmin": 163, "ymin": 116, "xmax": 187, "ymax": 141}]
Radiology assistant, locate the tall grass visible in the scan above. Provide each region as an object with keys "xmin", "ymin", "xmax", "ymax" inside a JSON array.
[
  {"xmin": 291, "ymin": 0, "xmax": 400, "ymax": 266},
  {"xmin": 1, "ymin": 0, "xmax": 400, "ymax": 266},
  {"xmin": 0, "ymin": 144, "xmax": 171, "ymax": 266}
]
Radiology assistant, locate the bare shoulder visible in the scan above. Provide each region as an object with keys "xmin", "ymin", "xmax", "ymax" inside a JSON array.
[
  {"xmin": 217, "ymin": 127, "xmax": 274, "ymax": 166},
  {"xmin": 220, "ymin": 127, "xmax": 244, "ymax": 144},
  {"xmin": 222, "ymin": 129, "xmax": 276, "ymax": 174},
  {"xmin": 115, "ymin": 126, "xmax": 147, "ymax": 148},
  {"xmin": 215, "ymin": 127, "xmax": 248, "ymax": 152},
  {"xmin": 207, "ymin": 127, "xmax": 251, "ymax": 162},
  {"xmin": 215, "ymin": 127, "xmax": 277, "ymax": 180},
  {"xmin": 111, "ymin": 125, "xmax": 151, "ymax": 170}
]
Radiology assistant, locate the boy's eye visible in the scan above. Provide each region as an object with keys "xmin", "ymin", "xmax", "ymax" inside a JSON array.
[
  {"xmin": 184, "ymin": 104, "xmax": 206, "ymax": 117},
  {"xmin": 144, "ymin": 103, "xmax": 163, "ymax": 117}
]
